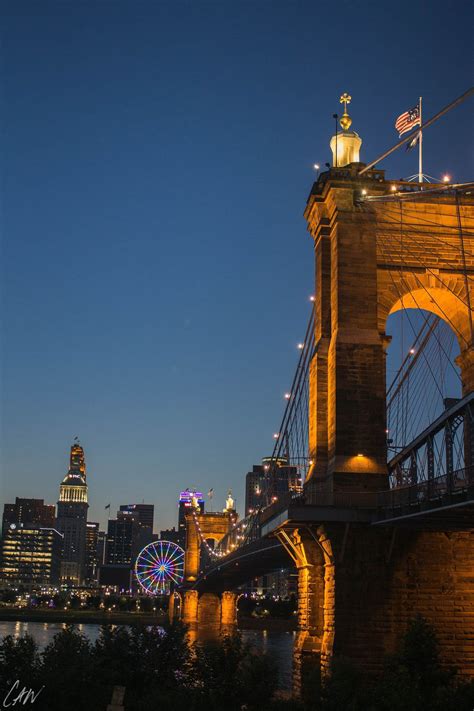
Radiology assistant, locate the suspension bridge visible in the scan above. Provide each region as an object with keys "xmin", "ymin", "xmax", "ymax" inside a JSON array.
[{"xmin": 171, "ymin": 93, "xmax": 474, "ymax": 689}]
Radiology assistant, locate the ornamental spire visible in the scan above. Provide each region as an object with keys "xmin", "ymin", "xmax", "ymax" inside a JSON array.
[
  {"xmin": 330, "ymin": 91, "xmax": 362, "ymax": 166},
  {"xmin": 339, "ymin": 92, "xmax": 352, "ymax": 130}
]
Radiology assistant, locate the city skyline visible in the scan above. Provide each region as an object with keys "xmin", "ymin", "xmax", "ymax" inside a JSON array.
[{"xmin": 2, "ymin": 1, "xmax": 471, "ymax": 529}]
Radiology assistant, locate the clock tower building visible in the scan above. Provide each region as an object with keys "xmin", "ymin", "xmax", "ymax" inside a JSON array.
[{"xmin": 56, "ymin": 440, "xmax": 89, "ymax": 585}]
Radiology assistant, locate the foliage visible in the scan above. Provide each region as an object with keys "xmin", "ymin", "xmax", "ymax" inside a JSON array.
[
  {"xmin": 191, "ymin": 632, "xmax": 278, "ymax": 710},
  {"xmin": 0, "ymin": 634, "xmax": 41, "ymax": 695},
  {"xmin": 0, "ymin": 622, "xmax": 278, "ymax": 711},
  {"xmin": 40, "ymin": 624, "xmax": 98, "ymax": 710},
  {"xmin": 0, "ymin": 589, "xmax": 17, "ymax": 604},
  {"xmin": 0, "ymin": 615, "xmax": 472, "ymax": 710}
]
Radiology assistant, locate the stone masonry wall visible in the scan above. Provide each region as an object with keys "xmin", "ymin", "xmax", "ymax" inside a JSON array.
[{"xmin": 323, "ymin": 523, "xmax": 474, "ymax": 678}]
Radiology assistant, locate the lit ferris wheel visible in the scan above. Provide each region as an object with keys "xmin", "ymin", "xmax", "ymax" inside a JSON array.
[{"xmin": 134, "ymin": 540, "xmax": 185, "ymax": 595}]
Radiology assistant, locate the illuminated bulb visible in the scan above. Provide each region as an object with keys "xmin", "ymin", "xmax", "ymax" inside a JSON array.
[
  {"xmin": 297, "ymin": 343, "xmax": 304, "ymax": 349},
  {"xmin": 357, "ymin": 453, "xmax": 364, "ymax": 457},
  {"xmin": 391, "ymin": 185, "xmax": 397, "ymax": 192},
  {"xmin": 361, "ymin": 189, "xmax": 367, "ymax": 196},
  {"xmin": 409, "ymin": 348, "xmax": 415, "ymax": 355},
  {"xmin": 284, "ymin": 392, "xmax": 291, "ymax": 399},
  {"xmin": 309, "ymin": 295, "xmax": 315, "ymax": 302},
  {"xmin": 313, "ymin": 163, "xmax": 320, "ymax": 170},
  {"xmin": 442, "ymin": 175, "xmax": 450, "ymax": 183},
  {"xmin": 273, "ymin": 433, "xmax": 279, "ymax": 439}
]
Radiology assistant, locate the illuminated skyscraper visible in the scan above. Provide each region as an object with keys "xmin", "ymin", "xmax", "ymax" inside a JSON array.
[
  {"xmin": 119, "ymin": 504, "xmax": 154, "ymax": 530},
  {"xmin": 105, "ymin": 511, "xmax": 140, "ymax": 565},
  {"xmin": 56, "ymin": 440, "xmax": 89, "ymax": 585},
  {"xmin": 0, "ymin": 524, "xmax": 62, "ymax": 587}
]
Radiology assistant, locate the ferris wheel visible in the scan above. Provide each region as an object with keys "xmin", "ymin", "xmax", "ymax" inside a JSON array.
[{"xmin": 134, "ymin": 540, "xmax": 185, "ymax": 595}]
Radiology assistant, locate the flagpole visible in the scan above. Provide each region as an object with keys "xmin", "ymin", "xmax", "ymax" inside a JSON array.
[{"xmin": 418, "ymin": 96, "xmax": 423, "ymax": 183}]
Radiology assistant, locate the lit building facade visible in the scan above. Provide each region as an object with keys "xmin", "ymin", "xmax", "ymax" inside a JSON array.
[
  {"xmin": 1, "ymin": 524, "xmax": 63, "ymax": 587},
  {"xmin": 262, "ymin": 457, "xmax": 302, "ymax": 503},
  {"xmin": 105, "ymin": 511, "xmax": 140, "ymax": 565},
  {"xmin": 2, "ymin": 498, "xmax": 55, "ymax": 537},
  {"xmin": 56, "ymin": 441, "xmax": 89, "ymax": 585},
  {"xmin": 119, "ymin": 504, "xmax": 154, "ymax": 530},
  {"xmin": 160, "ymin": 526, "xmax": 181, "ymax": 545},
  {"xmin": 100, "ymin": 505, "xmax": 156, "ymax": 590},
  {"xmin": 245, "ymin": 457, "xmax": 302, "ymax": 514},
  {"xmin": 96, "ymin": 530, "xmax": 106, "ymax": 566},
  {"xmin": 245, "ymin": 466, "xmax": 266, "ymax": 515},
  {"xmin": 85, "ymin": 522, "xmax": 99, "ymax": 584},
  {"xmin": 244, "ymin": 458, "xmax": 302, "ymax": 597}
]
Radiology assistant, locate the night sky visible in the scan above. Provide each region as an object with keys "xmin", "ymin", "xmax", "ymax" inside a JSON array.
[{"xmin": 2, "ymin": 1, "xmax": 472, "ymax": 531}]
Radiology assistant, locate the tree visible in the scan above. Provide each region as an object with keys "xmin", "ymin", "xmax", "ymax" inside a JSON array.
[
  {"xmin": 38, "ymin": 625, "xmax": 102, "ymax": 711},
  {"xmin": 0, "ymin": 634, "xmax": 41, "ymax": 697}
]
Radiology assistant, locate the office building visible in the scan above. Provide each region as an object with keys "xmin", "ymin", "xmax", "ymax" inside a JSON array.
[
  {"xmin": 119, "ymin": 504, "xmax": 154, "ymax": 530},
  {"xmin": 105, "ymin": 511, "xmax": 140, "ymax": 565},
  {"xmin": 1, "ymin": 524, "xmax": 63, "ymax": 587},
  {"xmin": 85, "ymin": 522, "xmax": 99, "ymax": 584},
  {"xmin": 96, "ymin": 530, "xmax": 106, "ymax": 566},
  {"xmin": 159, "ymin": 526, "xmax": 181, "ymax": 546},
  {"xmin": 245, "ymin": 458, "xmax": 302, "ymax": 514},
  {"xmin": 2, "ymin": 498, "xmax": 55, "ymax": 537},
  {"xmin": 56, "ymin": 441, "xmax": 89, "ymax": 585},
  {"xmin": 263, "ymin": 456, "xmax": 302, "ymax": 502},
  {"xmin": 244, "ymin": 457, "xmax": 302, "ymax": 597},
  {"xmin": 245, "ymin": 466, "xmax": 266, "ymax": 515}
]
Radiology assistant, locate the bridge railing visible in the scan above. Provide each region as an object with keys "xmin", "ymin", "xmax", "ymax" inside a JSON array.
[
  {"xmin": 376, "ymin": 465, "xmax": 473, "ymax": 514},
  {"xmin": 262, "ymin": 465, "xmax": 473, "ymax": 523},
  {"xmin": 387, "ymin": 393, "xmax": 473, "ymax": 487}
]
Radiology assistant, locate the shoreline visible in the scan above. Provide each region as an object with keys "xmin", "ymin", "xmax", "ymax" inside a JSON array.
[{"xmin": 0, "ymin": 607, "xmax": 297, "ymax": 631}]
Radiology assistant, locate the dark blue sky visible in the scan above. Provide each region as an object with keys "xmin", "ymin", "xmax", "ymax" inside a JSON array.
[{"xmin": 2, "ymin": 1, "xmax": 472, "ymax": 530}]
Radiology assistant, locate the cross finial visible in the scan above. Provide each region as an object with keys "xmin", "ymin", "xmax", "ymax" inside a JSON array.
[
  {"xmin": 340, "ymin": 93, "xmax": 351, "ymax": 112},
  {"xmin": 338, "ymin": 92, "xmax": 352, "ymax": 130}
]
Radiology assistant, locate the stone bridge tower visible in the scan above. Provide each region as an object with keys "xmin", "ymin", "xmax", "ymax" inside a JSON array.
[
  {"xmin": 172, "ymin": 498, "xmax": 239, "ymax": 638},
  {"xmin": 276, "ymin": 97, "xmax": 474, "ymax": 690},
  {"xmin": 304, "ymin": 98, "xmax": 473, "ymax": 505}
]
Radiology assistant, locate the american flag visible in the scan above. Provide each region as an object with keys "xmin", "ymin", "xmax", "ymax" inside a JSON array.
[{"xmin": 395, "ymin": 104, "xmax": 421, "ymax": 137}]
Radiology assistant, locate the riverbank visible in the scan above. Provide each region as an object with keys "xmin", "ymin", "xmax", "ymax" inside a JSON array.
[{"xmin": 0, "ymin": 607, "xmax": 297, "ymax": 631}]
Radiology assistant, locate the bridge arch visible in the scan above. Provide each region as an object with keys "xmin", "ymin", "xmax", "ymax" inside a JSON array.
[
  {"xmin": 184, "ymin": 510, "xmax": 236, "ymax": 582},
  {"xmin": 382, "ymin": 284, "xmax": 470, "ymax": 346},
  {"xmin": 379, "ymin": 278, "xmax": 472, "ymax": 394}
]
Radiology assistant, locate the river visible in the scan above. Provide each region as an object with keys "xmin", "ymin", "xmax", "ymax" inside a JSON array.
[{"xmin": 0, "ymin": 621, "xmax": 295, "ymax": 690}]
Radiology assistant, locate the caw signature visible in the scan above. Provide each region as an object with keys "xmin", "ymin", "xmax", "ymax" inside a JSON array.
[{"xmin": 2, "ymin": 680, "xmax": 44, "ymax": 707}]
